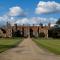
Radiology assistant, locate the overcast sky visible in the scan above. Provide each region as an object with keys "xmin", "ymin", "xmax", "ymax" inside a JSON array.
[{"xmin": 0, "ymin": 0, "xmax": 60, "ymax": 26}]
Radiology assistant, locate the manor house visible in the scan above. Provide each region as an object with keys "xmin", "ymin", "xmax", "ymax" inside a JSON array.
[{"xmin": 0, "ymin": 23, "xmax": 50, "ymax": 38}]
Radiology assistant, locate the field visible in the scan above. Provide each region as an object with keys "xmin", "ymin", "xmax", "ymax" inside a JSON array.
[
  {"xmin": 0, "ymin": 38, "xmax": 22, "ymax": 53},
  {"xmin": 33, "ymin": 38, "xmax": 60, "ymax": 55}
]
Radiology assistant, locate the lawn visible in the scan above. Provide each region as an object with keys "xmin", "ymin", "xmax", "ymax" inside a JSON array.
[
  {"xmin": 33, "ymin": 38, "xmax": 60, "ymax": 55},
  {"xmin": 0, "ymin": 37, "xmax": 23, "ymax": 53}
]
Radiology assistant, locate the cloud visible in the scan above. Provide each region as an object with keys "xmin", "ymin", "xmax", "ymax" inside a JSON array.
[
  {"xmin": 15, "ymin": 18, "xmax": 29, "ymax": 25},
  {"xmin": 0, "ymin": 6, "xmax": 26, "ymax": 26},
  {"xmin": 35, "ymin": 1, "xmax": 60, "ymax": 14},
  {"xmin": 0, "ymin": 15, "xmax": 8, "ymax": 26},
  {"xmin": 0, "ymin": 15, "xmax": 57, "ymax": 26},
  {"xmin": 15, "ymin": 17, "xmax": 57, "ymax": 25},
  {"xmin": 9, "ymin": 6, "xmax": 24, "ymax": 16},
  {"xmin": 0, "ymin": 6, "xmax": 58, "ymax": 27}
]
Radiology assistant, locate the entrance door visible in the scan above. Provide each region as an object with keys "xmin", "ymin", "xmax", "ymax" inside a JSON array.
[{"xmin": 30, "ymin": 29, "xmax": 33, "ymax": 37}]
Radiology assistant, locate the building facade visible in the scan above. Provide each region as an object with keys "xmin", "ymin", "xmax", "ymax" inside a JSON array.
[{"xmin": 0, "ymin": 24, "xmax": 50, "ymax": 38}]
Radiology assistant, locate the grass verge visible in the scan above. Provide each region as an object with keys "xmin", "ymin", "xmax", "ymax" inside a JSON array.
[
  {"xmin": 33, "ymin": 38, "xmax": 60, "ymax": 55},
  {"xmin": 0, "ymin": 37, "xmax": 23, "ymax": 53}
]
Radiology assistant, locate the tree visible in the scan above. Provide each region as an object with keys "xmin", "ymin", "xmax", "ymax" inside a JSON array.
[
  {"xmin": 39, "ymin": 23, "xmax": 43, "ymax": 28},
  {"xmin": 56, "ymin": 18, "xmax": 60, "ymax": 24}
]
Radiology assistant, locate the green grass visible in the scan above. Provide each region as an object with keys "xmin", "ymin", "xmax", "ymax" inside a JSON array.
[
  {"xmin": 33, "ymin": 38, "xmax": 60, "ymax": 55},
  {"xmin": 0, "ymin": 37, "xmax": 23, "ymax": 53}
]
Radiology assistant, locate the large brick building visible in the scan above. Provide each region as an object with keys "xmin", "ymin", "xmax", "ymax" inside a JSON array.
[{"xmin": 0, "ymin": 23, "xmax": 50, "ymax": 38}]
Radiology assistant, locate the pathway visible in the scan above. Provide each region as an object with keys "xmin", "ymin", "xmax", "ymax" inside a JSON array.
[{"xmin": 0, "ymin": 38, "xmax": 60, "ymax": 60}]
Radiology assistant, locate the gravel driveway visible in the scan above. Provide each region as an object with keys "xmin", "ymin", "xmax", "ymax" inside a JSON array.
[{"xmin": 0, "ymin": 38, "xmax": 60, "ymax": 60}]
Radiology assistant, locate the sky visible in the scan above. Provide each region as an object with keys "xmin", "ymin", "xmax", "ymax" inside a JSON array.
[{"xmin": 0, "ymin": 0, "xmax": 60, "ymax": 26}]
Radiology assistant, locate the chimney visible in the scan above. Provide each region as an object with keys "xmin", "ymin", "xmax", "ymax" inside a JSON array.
[
  {"xmin": 14, "ymin": 24, "xmax": 17, "ymax": 30},
  {"xmin": 48, "ymin": 23, "xmax": 51, "ymax": 28},
  {"xmin": 6, "ymin": 22, "xmax": 11, "ymax": 28}
]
